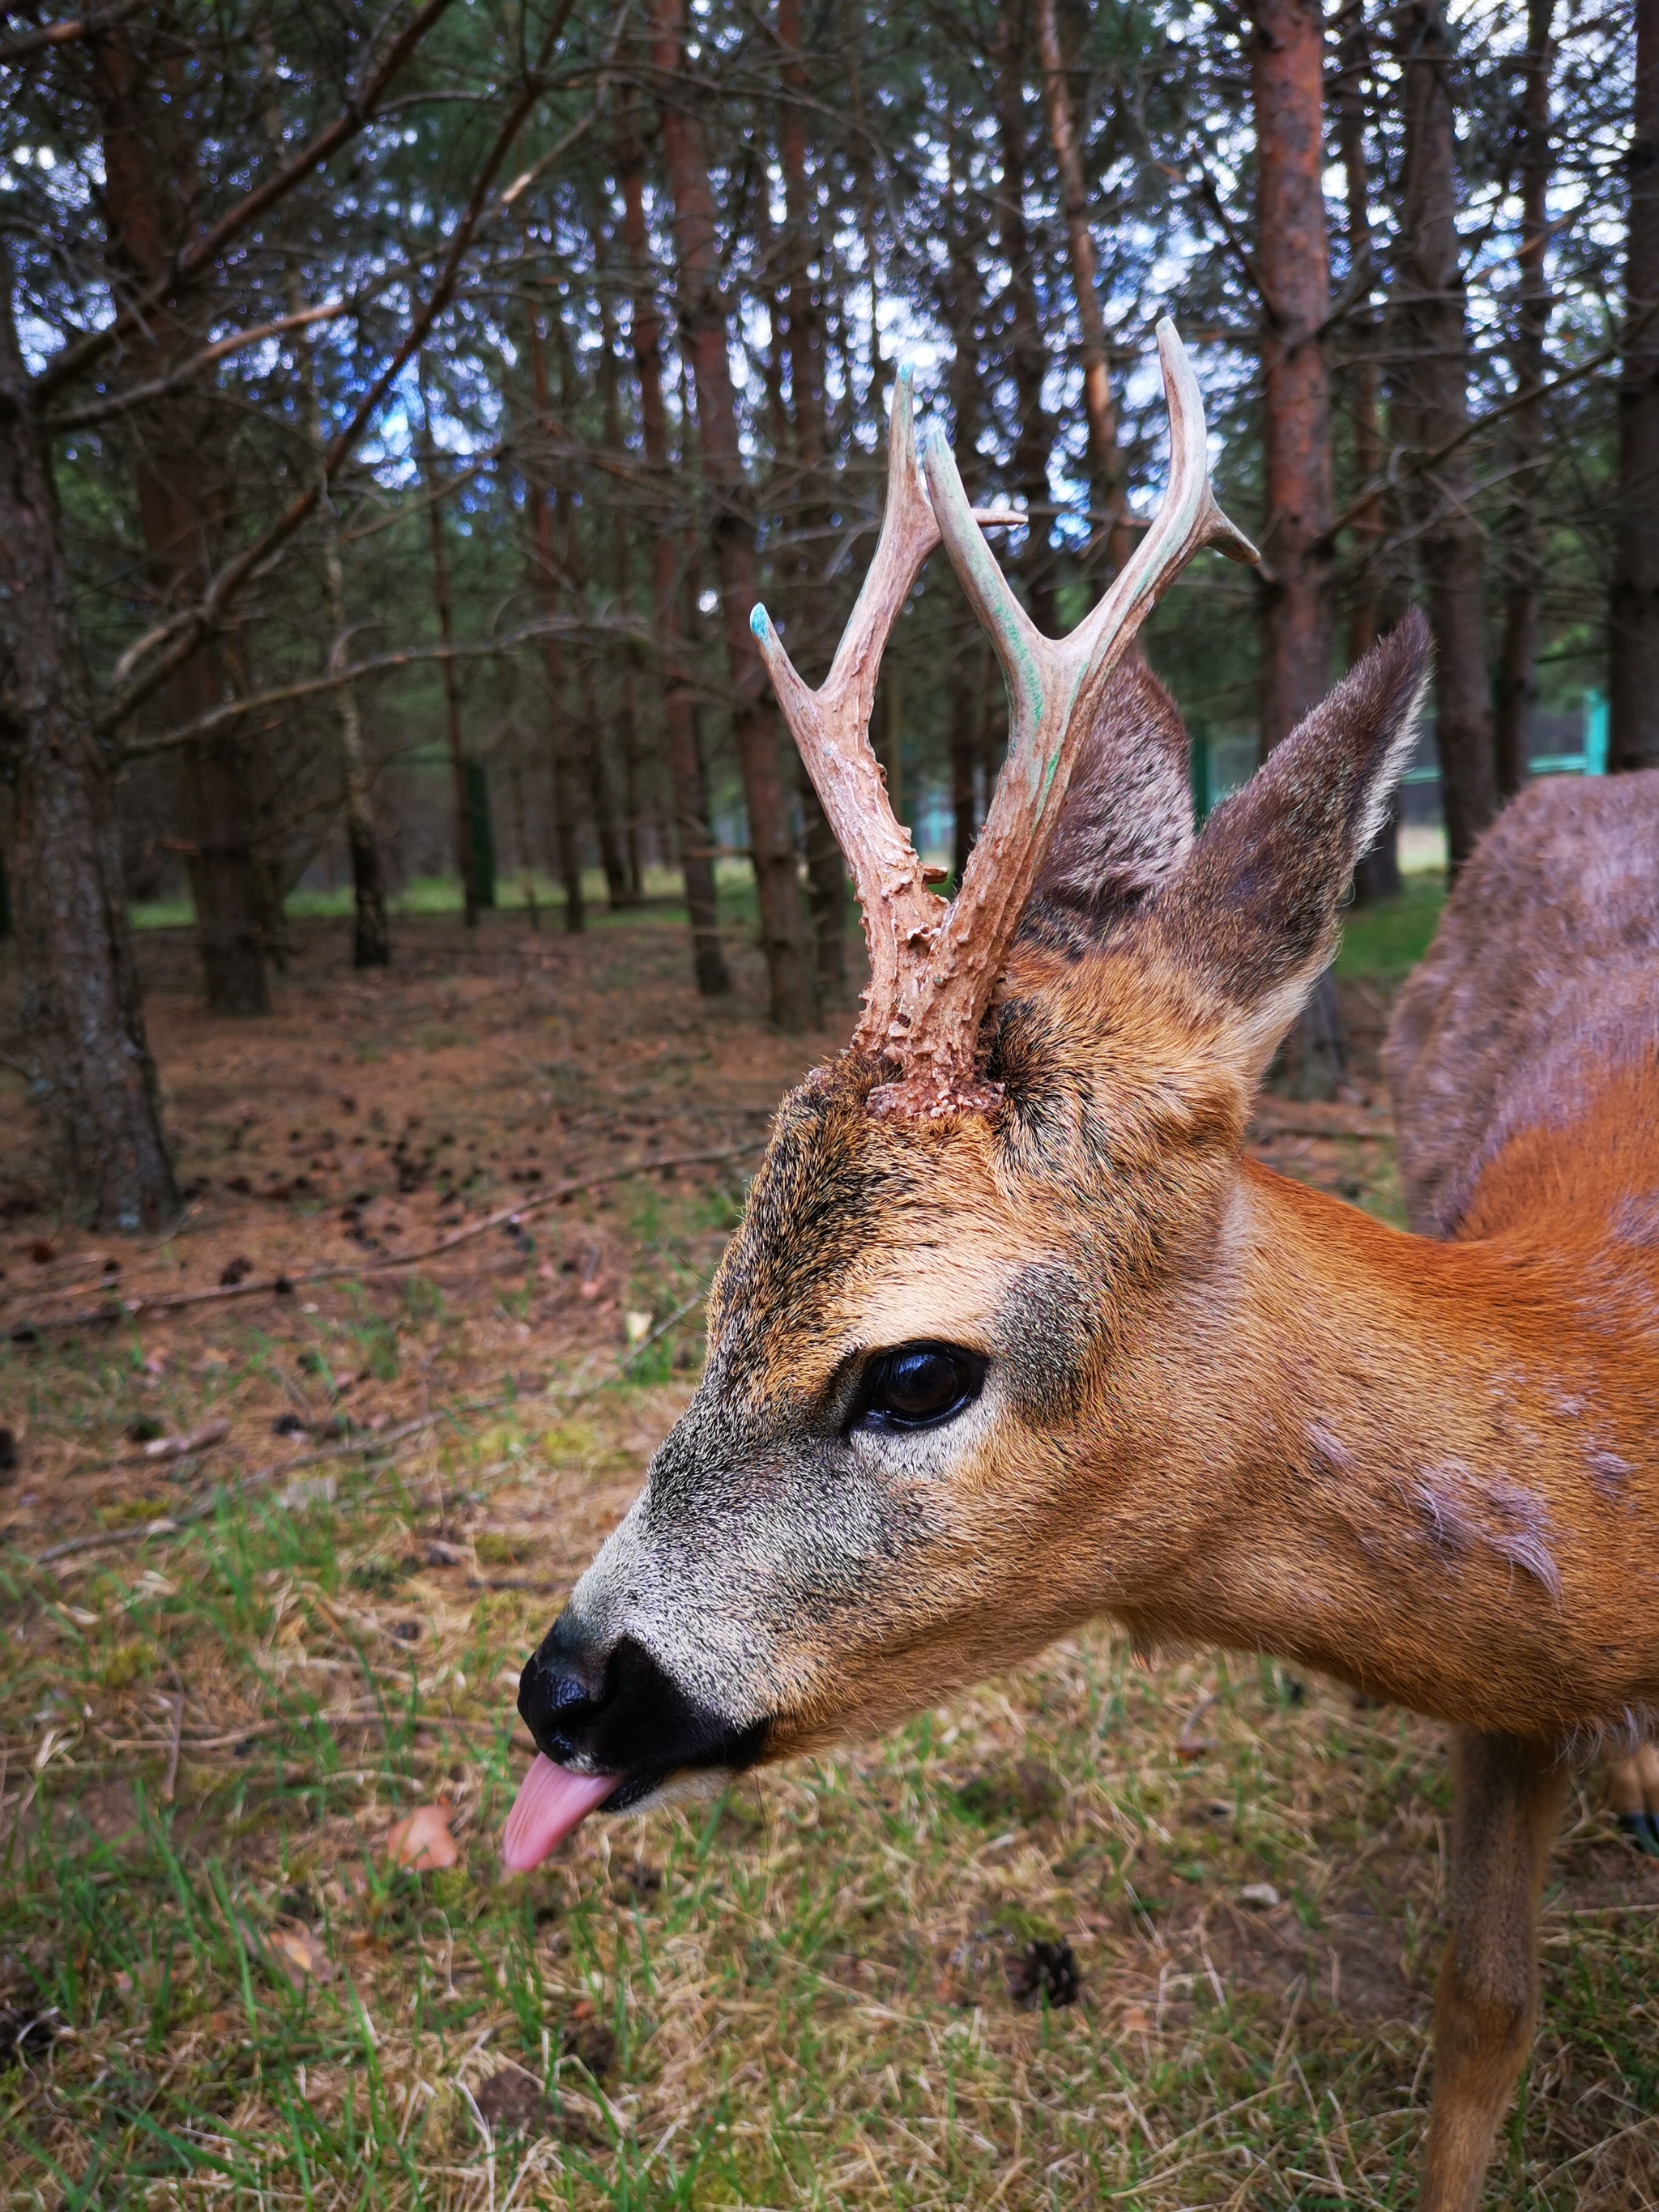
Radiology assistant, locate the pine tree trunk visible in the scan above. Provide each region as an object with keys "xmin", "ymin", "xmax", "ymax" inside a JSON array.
[
  {"xmin": 262, "ymin": 42, "xmax": 390, "ymax": 968},
  {"xmin": 0, "ymin": 265, "xmax": 177, "ymax": 1231},
  {"xmin": 778, "ymin": 0, "xmax": 847, "ymax": 994},
  {"xmin": 93, "ymin": 24, "xmax": 269, "ymax": 1015},
  {"xmin": 651, "ymin": 0, "xmax": 812, "ymax": 1030},
  {"xmin": 944, "ymin": 120, "xmax": 992, "ymax": 880},
  {"xmin": 418, "ymin": 417, "xmax": 480, "ymax": 928},
  {"xmin": 1391, "ymin": 0, "xmax": 1496, "ymax": 867},
  {"xmin": 1335, "ymin": 1, "xmax": 1401, "ymax": 906},
  {"xmin": 1034, "ymin": 0, "xmax": 1135, "ymax": 583},
  {"xmin": 595, "ymin": 276, "xmax": 646, "ymax": 904},
  {"xmin": 326, "ymin": 526, "xmax": 391, "ymax": 966},
  {"xmin": 1494, "ymin": 0, "xmax": 1555, "ymax": 799},
  {"xmin": 525, "ymin": 312, "xmax": 586, "ymax": 935},
  {"xmin": 616, "ymin": 102, "xmax": 728, "ymax": 993},
  {"xmin": 1610, "ymin": 0, "xmax": 1659, "ymax": 771},
  {"xmin": 560, "ymin": 489, "xmax": 633, "ymax": 912},
  {"xmin": 994, "ymin": 1, "xmax": 1057, "ymax": 636},
  {"xmin": 1251, "ymin": 0, "xmax": 1342, "ymax": 1094},
  {"xmin": 1251, "ymin": 0, "xmax": 1334, "ymax": 753},
  {"xmin": 181, "ymin": 723, "xmax": 271, "ymax": 1011}
]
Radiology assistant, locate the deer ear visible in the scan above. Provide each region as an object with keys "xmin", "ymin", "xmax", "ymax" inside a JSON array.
[
  {"xmin": 1148, "ymin": 609, "xmax": 1431, "ymax": 1076},
  {"xmin": 1026, "ymin": 655, "xmax": 1195, "ymax": 934}
]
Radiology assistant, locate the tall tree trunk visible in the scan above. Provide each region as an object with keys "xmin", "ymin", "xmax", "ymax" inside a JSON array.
[
  {"xmin": 92, "ymin": 25, "xmax": 268, "ymax": 1015},
  {"xmin": 994, "ymin": 1, "xmax": 1057, "ymax": 636},
  {"xmin": 325, "ymin": 526, "xmax": 391, "ymax": 965},
  {"xmin": 1250, "ymin": 0, "xmax": 1343, "ymax": 1094},
  {"xmin": 943, "ymin": 126, "xmax": 992, "ymax": 878},
  {"xmin": 0, "ymin": 266, "xmax": 178, "ymax": 1231},
  {"xmin": 1335, "ymin": 0, "xmax": 1384, "ymax": 672},
  {"xmin": 1335, "ymin": 0, "xmax": 1401, "ymax": 906},
  {"xmin": 595, "ymin": 270, "xmax": 646, "ymax": 903},
  {"xmin": 259, "ymin": 41, "xmax": 389, "ymax": 967},
  {"xmin": 1610, "ymin": 0, "xmax": 1659, "ymax": 771},
  {"xmin": 416, "ymin": 398, "xmax": 480, "ymax": 928},
  {"xmin": 1391, "ymin": 0, "xmax": 1496, "ymax": 868},
  {"xmin": 545, "ymin": 308, "xmax": 634, "ymax": 914},
  {"xmin": 652, "ymin": 0, "xmax": 813, "ymax": 1030},
  {"xmin": 558, "ymin": 480, "xmax": 633, "ymax": 911},
  {"xmin": 525, "ymin": 313, "xmax": 586, "ymax": 933},
  {"xmin": 777, "ymin": 0, "xmax": 847, "ymax": 993},
  {"xmin": 1033, "ymin": 0, "xmax": 1135, "ymax": 583},
  {"xmin": 1493, "ymin": 0, "xmax": 1555, "ymax": 800},
  {"xmin": 1250, "ymin": 0, "xmax": 1334, "ymax": 753},
  {"xmin": 616, "ymin": 100, "xmax": 728, "ymax": 994}
]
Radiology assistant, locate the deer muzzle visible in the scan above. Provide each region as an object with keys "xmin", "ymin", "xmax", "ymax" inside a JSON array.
[{"xmin": 505, "ymin": 1613, "xmax": 769, "ymax": 1869}]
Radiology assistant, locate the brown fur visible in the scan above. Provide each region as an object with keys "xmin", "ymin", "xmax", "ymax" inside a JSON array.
[
  {"xmin": 1029, "ymin": 657, "xmax": 1194, "ymax": 921},
  {"xmin": 1386, "ymin": 770, "xmax": 1659, "ymax": 1237},
  {"xmin": 1380, "ymin": 770, "xmax": 1659, "ymax": 2204},
  {"xmin": 535, "ymin": 618, "xmax": 1654, "ymax": 2210}
]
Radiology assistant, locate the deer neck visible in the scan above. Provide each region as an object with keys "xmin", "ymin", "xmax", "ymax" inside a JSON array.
[{"xmin": 1115, "ymin": 1155, "xmax": 1659, "ymax": 1739}]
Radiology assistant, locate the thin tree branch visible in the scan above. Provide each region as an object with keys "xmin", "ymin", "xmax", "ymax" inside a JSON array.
[
  {"xmin": 19, "ymin": 1142, "xmax": 763, "ymax": 1336},
  {"xmin": 33, "ymin": 0, "xmax": 461, "ymax": 400},
  {"xmin": 1320, "ymin": 298, "xmax": 1659, "ymax": 552},
  {"xmin": 115, "ymin": 616, "xmax": 653, "ymax": 761},
  {"xmin": 45, "ymin": 296, "xmax": 356, "ymax": 432},
  {"xmin": 92, "ymin": 2, "xmax": 601, "ymax": 738},
  {"xmin": 0, "ymin": 0, "xmax": 143, "ymax": 64}
]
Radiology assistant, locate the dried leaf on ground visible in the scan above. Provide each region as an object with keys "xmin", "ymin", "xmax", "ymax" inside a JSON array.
[{"xmin": 385, "ymin": 1801, "xmax": 458, "ymax": 1870}]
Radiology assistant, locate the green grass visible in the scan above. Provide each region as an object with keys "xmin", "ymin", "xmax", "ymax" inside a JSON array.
[
  {"xmin": 1335, "ymin": 874, "xmax": 1447, "ymax": 982},
  {"xmin": 130, "ymin": 864, "xmax": 760, "ymax": 934},
  {"xmin": 3, "ymin": 1366, "xmax": 1655, "ymax": 2209}
]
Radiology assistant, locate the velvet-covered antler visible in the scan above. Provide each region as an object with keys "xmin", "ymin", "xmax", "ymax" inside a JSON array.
[{"xmin": 753, "ymin": 318, "xmax": 1257, "ymax": 1119}]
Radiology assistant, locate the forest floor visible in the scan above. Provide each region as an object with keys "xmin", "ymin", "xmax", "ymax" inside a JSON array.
[{"xmin": 1, "ymin": 887, "xmax": 1656, "ymax": 2210}]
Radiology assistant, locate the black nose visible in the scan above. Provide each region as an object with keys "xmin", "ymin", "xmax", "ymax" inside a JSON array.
[{"xmin": 518, "ymin": 1613, "xmax": 767, "ymax": 1801}]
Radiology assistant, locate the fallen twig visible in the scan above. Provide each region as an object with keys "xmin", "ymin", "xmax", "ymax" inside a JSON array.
[
  {"xmin": 30, "ymin": 1412, "xmax": 446, "ymax": 1566},
  {"xmin": 15, "ymin": 1140, "xmax": 763, "ymax": 1336}
]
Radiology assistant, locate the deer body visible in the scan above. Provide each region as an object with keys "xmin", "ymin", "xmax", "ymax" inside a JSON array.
[{"xmin": 501, "ymin": 335, "xmax": 1658, "ymax": 2210}]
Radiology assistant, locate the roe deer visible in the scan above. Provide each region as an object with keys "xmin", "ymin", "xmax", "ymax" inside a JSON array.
[{"xmin": 503, "ymin": 323, "xmax": 1659, "ymax": 2212}]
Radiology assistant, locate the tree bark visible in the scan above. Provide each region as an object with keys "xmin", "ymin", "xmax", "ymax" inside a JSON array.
[
  {"xmin": 1493, "ymin": 0, "xmax": 1555, "ymax": 799},
  {"xmin": 595, "ymin": 279, "xmax": 646, "ymax": 902},
  {"xmin": 1250, "ymin": 0, "xmax": 1334, "ymax": 754},
  {"xmin": 1033, "ymin": 0, "xmax": 1135, "ymax": 582},
  {"xmin": 1335, "ymin": 3, "xmax": 1401, "ymax": 905},
  {"xmin": 651, "ymin": 0, "xmax": 813, "ymax": 1030},
  {"xmin": 1390, "ymin": 0, "xmax": 1496, "ymax": 867},
  {"xmin": 261, "ymin": 40, "xmax": 389, "ymax": 967},
  {"xmin": 93, "ymin": 23, "xmax": 269, "ymax": 1014},
  {"xmin": 1610, "ymin": 0, "xmax": 1659, "ymax": 771},
  {"xmin": 994, "ymin": 0, "xmax": 1057, "ymax": 636},
  {"xmin": 525, "ymin": 312, "xmax": 585, "ymax": 933},
  {"xmin": 0, "ymin": 263, "xmax": 178, "ymax": 1231},
  {"xmin": 416, "ymin": 397, "xmax": 480, "ymax": 928},
  {"xmin": 1250, "ymin": 0, "xmax": 1342, "ymax": 1093},
  {"xmin": 777, "ymin": 0, "xmax": 847, "ymax": 993},
  {"xmin": 326, "ymin": 523, "xmax": 391, "ymax": 965},
  {"xmin": 1335, "ymin": 0, "xmax": 1384, "ymax": 671},
  {"xmin": 942, "ymin": 126, "xmax": 992, "ymax": 879},
  {"xmin": 616, "ymin": 101, "xmax": 728, "ymax": 994}
]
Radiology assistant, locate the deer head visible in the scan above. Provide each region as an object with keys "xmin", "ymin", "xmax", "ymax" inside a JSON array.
[{"xmin": 502, "ymin": 322, "xmax": 1431, "ymax": 1871}]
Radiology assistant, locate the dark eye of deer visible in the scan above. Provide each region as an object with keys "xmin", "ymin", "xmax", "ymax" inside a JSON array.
[{"xmin": 856, "ymin": 1344, "xmax": 985, "ymax": 1431}]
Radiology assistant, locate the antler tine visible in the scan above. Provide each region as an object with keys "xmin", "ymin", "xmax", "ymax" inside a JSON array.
[
  {"xmin": 875, "ymin": 318, "xmax": 1257, "ymax": 1120},
  {"xmin": 752, "ymin": 364, "xmax": 1021, "ymax": 1056}
]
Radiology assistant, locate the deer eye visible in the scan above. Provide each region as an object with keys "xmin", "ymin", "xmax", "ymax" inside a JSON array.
[{"xmin": 855, "ymin": 1344, "xmax": 985, "ymax": 1432}]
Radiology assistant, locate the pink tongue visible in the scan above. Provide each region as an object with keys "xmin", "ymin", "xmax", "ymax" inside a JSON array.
[{"xmin": 501, "ymin": 1754, "xmax": 618, "ymax": 1872}]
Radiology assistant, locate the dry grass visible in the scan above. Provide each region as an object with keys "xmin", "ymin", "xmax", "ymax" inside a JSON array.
[{"xmin": 1, "ymin": 902, "xmax": 1656, "ymax": 2210}]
